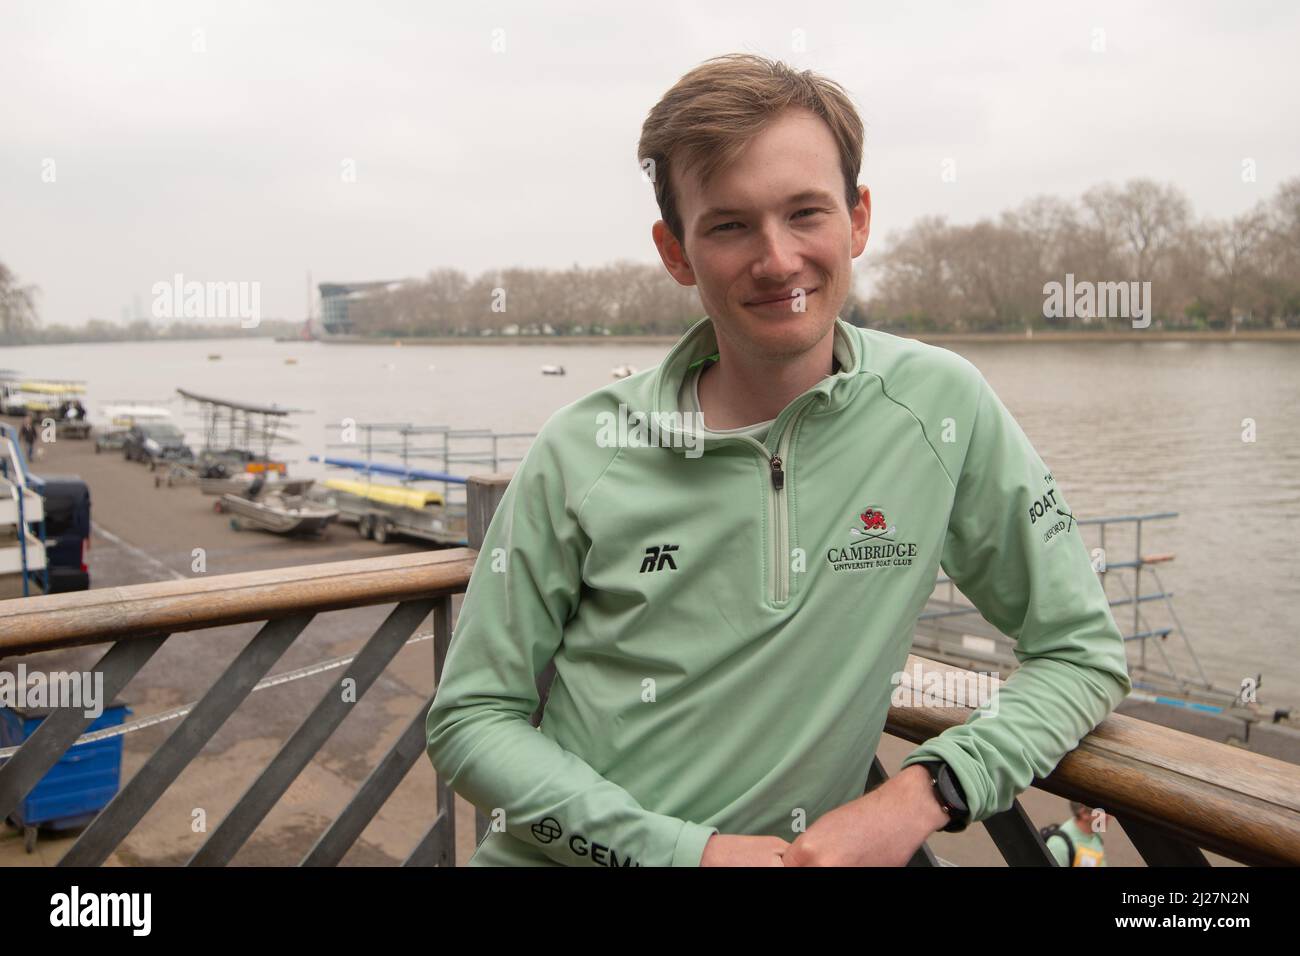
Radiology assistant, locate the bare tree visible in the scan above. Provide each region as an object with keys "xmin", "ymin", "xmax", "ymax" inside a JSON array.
[
  {"xmin": 867, "ymin": 177, "xmax": 1299, "ymax": 331},
  {"xmin": 1199, "ymin": 210, "xmax": 1267, "ymax": 325},
  {"xmin": 0, "ymin": 261, "xmax": 40, "ymax": 341},
  {"xmin": 1080, "ymin": 178, "xmax": 1193, "ymax": 283}
]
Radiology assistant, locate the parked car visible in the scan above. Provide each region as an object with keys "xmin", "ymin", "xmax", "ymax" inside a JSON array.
[
  {"xmin": 95, "ymin": 404, "xmax": 174, "ymax": 454},
  {"xmin": 123, "ymin": 422, "xmax": 193, "ymax": 466}
]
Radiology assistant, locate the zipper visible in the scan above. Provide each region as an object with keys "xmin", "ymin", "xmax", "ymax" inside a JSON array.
[{"xmin": 737, "ymin": 397, "xmax": 814, "ymax": 605}]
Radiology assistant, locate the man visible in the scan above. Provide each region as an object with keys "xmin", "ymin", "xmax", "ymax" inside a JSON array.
[
  {"xmin": 425, "ymin": 53, "xmax": 1131, "ymax": 867},
  {"xmin": 19, "ymin": 413, "xmax": 37, "ymax": 462},
  {"xmin": 1046, "ymin": 802, "xmax": 1108, "ymax": 867}
]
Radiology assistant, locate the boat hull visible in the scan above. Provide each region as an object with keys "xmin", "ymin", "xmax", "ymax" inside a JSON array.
[
  {"xmin": 202, "ymin": 476, "xmax": 314, "ymax": 497},
  {"xmin": 220, "ymin": 493, "xmax": 338, "ymax": 535}
]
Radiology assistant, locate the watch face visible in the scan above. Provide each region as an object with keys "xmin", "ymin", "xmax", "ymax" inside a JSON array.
[
  {"xmin": 945, "ymin": 766, "xmax": 967, "ymax": 804},
  {"xmin": 937, "ymin": 765, "xmax": 968, "ymax": 817}
]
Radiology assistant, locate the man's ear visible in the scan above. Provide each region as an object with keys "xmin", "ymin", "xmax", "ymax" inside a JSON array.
[
  {"xmin": 850, "ymin": 184, "xmax": 871, "ymax": 259},
  {"xmin": 652, "ymin": 220, "xmax": 697, "ymax": 288}
]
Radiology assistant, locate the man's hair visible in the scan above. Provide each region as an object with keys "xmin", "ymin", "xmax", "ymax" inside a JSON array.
[
  {"xmin": 1070, "ymin": 801, "xmax": 1089, "ymax": 817},
  {"xmin": 637, "ymin": 53, "xmax": 865, "ymax": 245}
]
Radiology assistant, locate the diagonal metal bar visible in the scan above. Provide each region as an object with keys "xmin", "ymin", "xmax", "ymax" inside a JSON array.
[
  {"xmin": 865, "ymin": 755, "xmax": 889, "ymax": 793},
  {"xmin": 405, "ymin": 808, "xmax": 451, "ymax": 867},
  {"xmin": 865, "ymin": 756, "xmax": 937, "ymax": 866},
  {"xmin": 983, "ymin": 798, "xmax": 1058, "ymax": 866},
  {"xmin": 1115, "ymin": 813, "xmax": 1210, "ymax": 866},
  {"xmin": 59, "ymin": 614, "xmax": 313, "ymax": 867},
  {"xmin": 428, "ymin": 596, "xmax": 460, "ymax": 866},
  {"xmin": 301, "ymin": 692, "xmax": 434, "ymax": 866},
  {"xmin": 906, "ymin": 839, "xmax": 939, "ymax": 866},
  {"xmin": 189, "ymin": 598, "xmax": 435, "ymax": 866},
  {"xmin": 0, "ymin": 633, "xmax": 168, "ymax": 824}
]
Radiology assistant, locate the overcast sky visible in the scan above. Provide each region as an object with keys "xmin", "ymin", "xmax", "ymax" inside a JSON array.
[{"xmin": 2, "ymin": 0, "xmax": 1298, "ymax": 327}]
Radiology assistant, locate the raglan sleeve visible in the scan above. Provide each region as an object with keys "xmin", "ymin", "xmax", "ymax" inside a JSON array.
[
  {"xmin": 424, "ymin": 418, "xmax": 719, "ymax": 867},
  {"xmin": 897, "ymin": 368, "xmax": 1132, "ymax": 822}
]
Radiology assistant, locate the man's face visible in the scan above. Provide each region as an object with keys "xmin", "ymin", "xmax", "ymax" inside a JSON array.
[{"xmin": 653, "ymin": 106, "xmax": 870, "ymax": 363}]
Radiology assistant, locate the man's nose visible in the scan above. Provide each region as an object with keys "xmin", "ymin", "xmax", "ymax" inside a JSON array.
[{"xmin": 750, "ymin": 222, "xmax": 801, "ymax": 280}]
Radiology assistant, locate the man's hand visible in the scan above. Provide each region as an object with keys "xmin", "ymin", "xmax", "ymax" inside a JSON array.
[
  {"xmin": 699, "ymin": 833, "xmax": 790, "ymax": 867},
  {"xmin": 781, "ymin": 764, "xmax": 951, "ymax": 866}
]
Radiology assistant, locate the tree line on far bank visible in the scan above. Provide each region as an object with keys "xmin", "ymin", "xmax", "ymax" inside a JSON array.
[
  {"xmin": 323, "ymin": 263, "xmax": 872, "ymax": 338},
  {"xmin": 321, "ymin": 175, "xmax": 1300, "ymax": 336},
  {"xmin": 0, "ymin": 263, "xmax": 304, "ymax": 344},
  {"xmin": 868, "ymin": 177, "xmax": 1300, "ymax": 333},
  {"xmin": 3, "ymin": 176, "xmax": 1297, "ymax": 346}
]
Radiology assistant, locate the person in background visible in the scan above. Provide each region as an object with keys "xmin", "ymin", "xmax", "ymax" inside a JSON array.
[
  {"xmin": 1045, "ymin": 801, "xmax": 1107, "ymax": 866},
  {"xmin": 18, "ymin": 413, "xmax": 37, "ymax": 462}
]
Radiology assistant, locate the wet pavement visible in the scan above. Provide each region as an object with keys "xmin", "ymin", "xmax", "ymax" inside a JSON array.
[{"xmin": 1, "ymin": 423, "xmax": 479, "ymax": 866}]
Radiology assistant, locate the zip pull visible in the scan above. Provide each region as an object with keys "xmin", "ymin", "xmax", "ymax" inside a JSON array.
[{"xmin": 769, "ymin": 454, "xmax": 784, "ymax": 491}]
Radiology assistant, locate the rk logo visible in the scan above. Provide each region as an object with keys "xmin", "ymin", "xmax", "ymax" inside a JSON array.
[{"xmin": 639, "ymin": 544, "xmax": 679, "ymax": 573}]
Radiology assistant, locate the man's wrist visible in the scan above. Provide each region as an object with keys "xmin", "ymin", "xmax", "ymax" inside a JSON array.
[{"xmin": 900, "ymin": 763, "xmax": 953, "ymax": 834}]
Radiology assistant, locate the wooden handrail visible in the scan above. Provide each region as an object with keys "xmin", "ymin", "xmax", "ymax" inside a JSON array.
[
  {"xmin": 888, "ymin": 653, "xmax": 1300, "ymax": 866},
  {"xmin": 0, "ymin": 548, "xmax": 476, "ymax": 655},
  {"xmin": 2, "ymin": 545, "xmax": 1296, "ymax": 866}
]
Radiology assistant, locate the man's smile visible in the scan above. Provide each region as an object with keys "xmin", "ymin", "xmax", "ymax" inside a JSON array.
[{"xmin": 745, "ymin": 286, "xmax": 819, "ymax": 309}]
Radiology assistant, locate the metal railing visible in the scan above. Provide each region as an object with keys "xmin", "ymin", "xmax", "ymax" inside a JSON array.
[
  {"xmin": 0, "ymin": 478, "xmax": 1297, "ymax": 865},
  {"xmin": 317, "ymin": 422, "xmax": 535, "ymax": 508},
  {"xmin": 0, "ymin": 548, "xmax": 473, "ymax": 866},
  {"xmin": 0, "ymin": 429, "xmax": 48, "ymax": 597},
  {"xmin": 917, "ymin": 511, "xmax": 1272, "ymax": 719}
]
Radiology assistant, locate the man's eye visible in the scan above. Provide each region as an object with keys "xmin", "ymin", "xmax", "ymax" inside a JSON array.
[{"xmin": 710, "ymin": 209, "xmax": 822, "ymax": 234}]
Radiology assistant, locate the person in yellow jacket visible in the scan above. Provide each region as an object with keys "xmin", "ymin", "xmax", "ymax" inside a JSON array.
[{"xmin": 1045, "ymin": 802, "xmax": 1108, "ymax": 866}]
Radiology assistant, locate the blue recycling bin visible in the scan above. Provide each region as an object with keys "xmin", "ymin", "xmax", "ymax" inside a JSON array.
[{"xmin": 0, "ymin": 702, "xmax": 131, "ymax": 852}]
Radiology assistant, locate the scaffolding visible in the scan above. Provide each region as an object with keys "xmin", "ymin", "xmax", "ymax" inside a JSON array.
[
  {"xmin": 913, "ymin": 511, "xmax": 1288, "ymax": 728},
  {"xmin": 316, "ymin": 422, "xmax": 535, "ymax": 506},
  {"xmin": 309, "ymin": 423, "xmax": 536, "ymax": 546}
]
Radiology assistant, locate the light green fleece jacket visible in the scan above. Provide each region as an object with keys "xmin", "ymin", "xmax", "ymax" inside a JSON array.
[{"xmin": 425, "ymin": 315, "xmax": 1132, "ymax": 867}]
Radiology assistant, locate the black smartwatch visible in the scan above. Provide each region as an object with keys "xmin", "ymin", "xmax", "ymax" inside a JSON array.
[{"xmin": 919, "ymin": 761, "xmax": 970, "ymax": 833}]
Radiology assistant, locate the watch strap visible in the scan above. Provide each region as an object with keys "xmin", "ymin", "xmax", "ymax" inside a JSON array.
[{"xmin": 921, "ymin": 760, "xmax": 970, "ymax": 833}]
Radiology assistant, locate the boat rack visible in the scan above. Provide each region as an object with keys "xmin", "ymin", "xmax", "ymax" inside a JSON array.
[
  {"xmin": 913, "ymin": 511, "xmax": 1289, "ymax": 729},
  {"xmin": 175, "ymin": 388, "xmax": 307, "ymax": 463},
  {"xmin": 306, "ymin": 423, "xmax": 536, "ymax": 547},
  {"xmin": 316, "ymin": 422, "xmax": 536, "ymax": 508}
]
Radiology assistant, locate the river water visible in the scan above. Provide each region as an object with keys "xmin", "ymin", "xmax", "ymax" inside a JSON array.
[{"xmin": 8, "ymin": 335, "xmax": 1299, "ymax": 707}]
